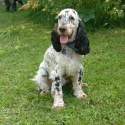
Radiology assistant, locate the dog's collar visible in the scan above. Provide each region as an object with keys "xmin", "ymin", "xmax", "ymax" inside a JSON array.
[
  {"xmin": 66, "ymin": 40, "xmax": 78, "ymax": 52},
  {"xmin": 62, "ymin": 40, "xmax": 78, "ymax": 54}
]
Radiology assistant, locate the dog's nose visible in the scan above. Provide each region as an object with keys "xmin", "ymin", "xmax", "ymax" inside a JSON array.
[{"xmin": 59, "ymin": 27, "xmax": 66, "ymax": 33}]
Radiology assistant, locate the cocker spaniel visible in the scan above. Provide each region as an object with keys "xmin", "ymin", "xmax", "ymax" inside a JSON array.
[{"xmin": 33, "ymin": 8, "xmax": 90, "ymax": 109}]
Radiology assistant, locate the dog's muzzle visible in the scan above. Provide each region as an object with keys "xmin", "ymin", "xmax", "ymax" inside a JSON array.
[{"xmin": 59, "ymin": 27, "xmax": 67, "ymax": 33}]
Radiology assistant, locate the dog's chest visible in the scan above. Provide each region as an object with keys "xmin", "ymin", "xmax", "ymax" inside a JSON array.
[
  {"xmin": 44, "ymin": 46, "xmax": 83, "ymax": 76},
  {"xmin": 57, "ymin": 46, "xmax": 83, "ymax": 76}
]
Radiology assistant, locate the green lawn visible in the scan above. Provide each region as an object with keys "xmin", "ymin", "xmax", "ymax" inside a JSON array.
[{"xmin": 0, "ymin": 4, "xmax": 125, "ymax": 125}]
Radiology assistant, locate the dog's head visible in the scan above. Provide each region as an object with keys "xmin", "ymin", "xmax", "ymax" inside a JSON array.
[
  {"xmin": 51, "ymin": 8, "xmax": 90, "ymax": 55},
  {"xmin": 56, "ymin": 8, "xmax": 79, "ymax": 43}
]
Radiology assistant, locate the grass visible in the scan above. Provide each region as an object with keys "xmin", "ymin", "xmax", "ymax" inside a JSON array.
[{"xmin": 0, "ymin": 4, "xmax": 125, "ymax": 125}]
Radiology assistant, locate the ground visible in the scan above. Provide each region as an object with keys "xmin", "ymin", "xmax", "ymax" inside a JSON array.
[{"xmin": 0, "ymin": 4, "xmax": 125, "ymax": 125}]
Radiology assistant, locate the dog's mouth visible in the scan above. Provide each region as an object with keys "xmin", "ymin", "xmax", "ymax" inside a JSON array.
[
  {"xmin": 60, "ymin": 35, "xmax": 68, "ymax": 43},
  {"xmin": 60, "ymin": 32, "xmax": 74, "ymax": 44}
]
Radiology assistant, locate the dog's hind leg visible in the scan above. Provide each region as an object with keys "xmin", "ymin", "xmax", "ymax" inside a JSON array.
[{"xmin": 33, "ymin": 68, "xmax": 51, "ymax": 95}]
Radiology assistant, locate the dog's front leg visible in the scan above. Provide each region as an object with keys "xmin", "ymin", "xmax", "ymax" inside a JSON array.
[
  {"xmin": 51, "ymin": 71, "xmax": 64, "ymax": 109},
  {"xmin": 71, "ymin": 69, "xmax": 87, "ymax": 99}
]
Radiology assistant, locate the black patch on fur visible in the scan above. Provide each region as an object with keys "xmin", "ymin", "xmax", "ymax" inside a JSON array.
[
  {"xmin": 79, "ymin": 69, "xmax": 83, "ymax": 76},
  {"xmin": 78, "ymin": 69, "xmax": 83, "ymax": 84},
  {"xmin": 55, "ymin": 76, "xmax": 60, "ymax": 81},
  {"xmin": 72, "ymin": 10, "xmax": 76, "ymax": 14},
  {"xmin": 55, "ymin": 18, "xmax": 58, "ymax": 23},
  {"xmin": 51, "ymin": 30, "xmax": 61, "ymax": 52},
  {"xmin": 74, "ymin": 20, "xmax": 90, "ymax": 55},
  {"xmin": 55, "ymin": 76, "xmax": 61, "ymax": 91},
  {"xmin": 78, "ymin": 77, "xmax": 81, "ymax": 83},
  {"xmin": 65, "ymin": 10, "xmax": 69, "ymax": 13}
]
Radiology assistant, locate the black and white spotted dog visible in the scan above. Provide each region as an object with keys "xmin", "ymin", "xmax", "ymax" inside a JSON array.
[{"xmin": 33, "ymin": 8, "xmax": 90, "ymax": 109}]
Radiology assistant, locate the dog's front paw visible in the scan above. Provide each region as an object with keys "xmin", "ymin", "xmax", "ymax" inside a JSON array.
[
  {"xmin": 74, "ymin": 91, "xmax": 87, "ymax": 99},
  {"xmin": 52, "ymin": 103, "xmax": 64, "ymax": 110},
  {"xmin": 52, "ymin": 96, "xmax": 64, "ymax": 109}
]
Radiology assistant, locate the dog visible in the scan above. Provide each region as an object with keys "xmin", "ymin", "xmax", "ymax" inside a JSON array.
[{"xmin": 33, "ymin": 8, "xmax": 90, "ymax": 109}]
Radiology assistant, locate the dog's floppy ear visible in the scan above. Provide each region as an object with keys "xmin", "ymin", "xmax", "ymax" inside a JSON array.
[
  {"xmin": 51, "ymin": 18, "xmax": 61, "ymax": 52},
  {"xmin": 74, "ymin": 20, "xmax": 90, "ymax": 55}
]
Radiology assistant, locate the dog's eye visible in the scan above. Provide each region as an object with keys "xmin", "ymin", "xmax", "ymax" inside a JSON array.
[
  {"xmin": 70, "ymin": 16, "xmax": 74, "ymax": 20},
  {"xmin": 58, "ymin": 16, "xmax": 62, "ymax": 20}
]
